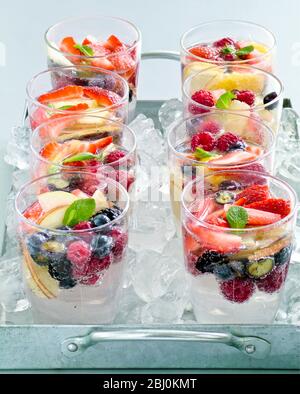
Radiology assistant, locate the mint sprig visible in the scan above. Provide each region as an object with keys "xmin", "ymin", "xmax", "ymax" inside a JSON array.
[
  {"xmin": 226, "ymin": 206, "xmax": 248, "ymax": 229},
  {"xmin": 63, "ymin": 152, "xmax": 98, "ymax": 164},
  {"xmin": 236, "ymin": 45, "xmax": 254, "ymax": 58},
  {"xmin": 74, "ymin": 44, "xmax": 94, "ymax": 57},
  {"xmin": 63, "ymin": 198, "xmax": 96, "ymax": 227},
  {"xmin": 58, "ymin": 105, "xmax": 74, "ymax": 110},
  {"xmin": 194, "ymin": 147, "xmax": 217, "ymax": 160},
  {"xmin": 216, "ymin": 91, "xmax": 236, "ymax": 109},
  {"xmin": 221, "ymin": 46, "xmax": 235, "ymax": 55}
]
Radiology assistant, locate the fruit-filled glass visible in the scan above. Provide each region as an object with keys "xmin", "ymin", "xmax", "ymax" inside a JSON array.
[
  {"xmin": 181, "ymin": 20, "xmax": 276, "ymax": 82},
  {"xmin": 167, "ymin": 112, "xmax": 275, "ymax": 223},
  {"xmin": 15, "ymin": 171, "xmax": 129, "ymax": 324},
  {"xmin": 181, "ymin": 170, "xmax": 297, "ymax": 324},
  {"xmin": 30, "ymin": 114, "xmax": 137, "ymax": 194},
  {"xmin": 183, "ymin": 64, "xmax": 283, "ymax": 134},
  {"xmin": 27, "ymin": 66, "xmax": 129, "ymax": 129},
  {"xmin": 45, "ymin": 16, "xmax": 141, "ymax": 120}
]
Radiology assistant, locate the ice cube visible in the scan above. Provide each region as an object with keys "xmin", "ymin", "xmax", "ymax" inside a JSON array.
[
  {"xmin": 4, "ymin": 126, "xmax": 31, "ymax": 170},
  {"xmin": 158, "ymin": 99, "xmax": 183, "ymax": 131}
]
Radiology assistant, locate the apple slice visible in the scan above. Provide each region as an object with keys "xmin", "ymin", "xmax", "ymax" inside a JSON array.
[
  {"xmin": 93, "ymin": 189, "xmax": 109, "ymax": 212},
  {"xmin": 49, "ymin": 98, "xmax": 98, "ymax": 110},
  {"xmin": 38, "ymin": 191, "xmax": 78, "ymax": 213},
  {"xmin": 72, "ymin": 189, "xmax": 90, "ymax": 199},
  {"xmin": 38, "ymin": 205, "xmax": 70, "ymax": 229}
]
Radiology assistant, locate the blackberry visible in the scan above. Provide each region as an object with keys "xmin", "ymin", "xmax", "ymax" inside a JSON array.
[
  {"xmin": 219, "ymin": 180, "xmax": 241, "ymax": 191},
  {"xmin": 196, "ymin": 251, "xmax": 229, "ymax": 274},
  {"xmin": 99, "ymin": 207, "xmax": 122, "ymax": 221},
  {"xmin": 48, "ymin": 260, "xmax": 73, "ymax": 282},
  {"xmin": 59, "ymin": 278, "xmax": 77, "ymax": 289},
  {"xmin": 274, "ymin": 245, "xmax": 292, "ymax": 266},
  {"xmin": 263, "ymin": 92, "xmax": 278, "ymax": 110}
]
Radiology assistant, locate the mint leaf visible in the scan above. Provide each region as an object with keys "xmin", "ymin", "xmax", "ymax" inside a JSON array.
[
  {"xmin": 63, "ymin": 198, "xmax": 96, "ymax": 227},
  {"xmin": 221, "ymin": 46, "xmax": 235, "ymax": 55},
  {"xmin": 216, "ymin": 91, "xmax": 236, "ymax": 109},
  {"xmin": 74, "ymin": 44, "xmax": 94, "ymax": 57},
  {"xmin": 236, "ymin": 45, "xmax": 254, "ymax": 58},
  {"xmin": 194, "ymin": 147, "xmax": 217, "ymax": 160},
  {"xmin": 226, "ymin": 206, "xmax": 248, "ymax": 229},
  {"xmin": 63, "ymin": 152, "xmax": 96, "ymax": 164},
  {"xmin": 58, "ymin": 105, "xmax": 74, "ymax": 110}
]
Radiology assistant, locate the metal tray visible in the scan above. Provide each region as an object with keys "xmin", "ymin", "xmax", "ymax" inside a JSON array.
[{"xmin": 0, "ymin": 99, "xmax": 300, "ymax": 371}]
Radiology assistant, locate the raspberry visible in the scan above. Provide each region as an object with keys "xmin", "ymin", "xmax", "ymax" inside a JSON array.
[
  {"xmin": 192, "ymin": 90, "xmax": 215, "ymax": 108},
  {"xmin": 105, "ymin": 150, "xmax": 126, "ymax": 164},
  {"xmin": 198, "ymin": 120, "xmax": 221, "ymax": 135},
  {"xmin": 236, "ymin": 185, "xmax": 269, "ymax": 205},
  {"xmin": 85, "ymin": 159, "xmax": 102, "ymax": 173},
  {"xmin": 79, "ymin": 255, "xmax": 112, "ymax": 286},
  {"xmin": 67, "ymin": 241, "xmax": 91, "ymax": 269},
  {"xmin": 245, "ymin": 198, "xmax": 291, "ymax": 218},
  {"xmin": 257, "ymin": 265, "xmax": 288, "ymax": 294},
  {"xmin": 220, "ymin": 53, "xmax": 236, "ymax": 62},
  {"xmin": 216, "ymin": 132, "xmax": 244, "ymax": 152},
  {"xmin": 220, "ymin": 278, "xmax": 255, "ymax": 303},
  {"xmin": 191, "ymin": 131, "xmax": 216, "ymax": 152},
  {"xmin": 109, "ymin": 227, "xmax": 128, "ymax": 260},
  {"xmin": 213, "ymin": 37, "xmax": 236, "ymax": 48},
  {"xmin": 81, "ymin": 176, "xmax": 98, "ymax": 195},
  {"xmin": 189, "ymin": 45, "xmax": 219, "ymax": 60},
  {"xmin": 73, "ymin": 221, "xmax": 93, "ymax": 231},
  {"xmin": 235, "ymin": 90, "xmax": 256, "ymax": 106}
]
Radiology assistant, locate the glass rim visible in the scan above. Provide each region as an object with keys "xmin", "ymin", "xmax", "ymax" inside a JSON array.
[
  {"xmin": 167, "ymin": 111, "xmax": 276, "ymax": 168},
  {"xmin": 181, "ymin": 169, "xmax": 298, "ymax": 234},
  {"xmin": 15, "ymin": 170, "xmax": 130, "ymax": 235},
  {"xmin": 180, "ymin": 19, "xmax": 276, "ymax": 65},
  {"xmin": 182, "ymin": 64, "xmax": 283, "ymax": 111},
  {"xmin": 30, "ymin": 113, "xmax": 137, "ymax": 168},
  {"xmin": 45, "ymin": 15, "xmax": 142, "ymax": 60},
  {"xmin": 26, "ymin": 65, "xmax": 129, "ymax": 114}
]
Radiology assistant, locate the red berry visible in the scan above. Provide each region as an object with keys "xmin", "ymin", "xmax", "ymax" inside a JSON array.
[
  {"xmin": 191, "ymin": 131, "xmax": 216, "ymax": 152},
  {"xmin": 216, "ymin": 132, "xmax": 244, "ymax": 152},
  {"xmin": 233, "ymin": 163, "xmax": 267, "ymax": 185},
  {"xmin": 236, "ymin": 185, "xmax": 269, "ymax": 205},
  {"xmin": 81, "ymin": 176, "xmax": 98, "ymax": 195},
  {"xmin": 235, "ymin": 90, "xmax": 256, "ymax": 106},
  {"xmin": 257, "ymin": 265, "xmax": 288, "ymax": 294},
  {"xmin": 67, "ymin": 240, "xmax": 91, "ymax": 269},
  {"xmin": 190, "ymin": 90, "xmax": 215, "ymax": 114},
  {"xmin": 80, "ymin": 255, "xmax": 112, "ymax": 286},
  {"xmin": 73, "ymin": 221, "xmax": 93, "ymax": 231},
  {"xmin": 220, "ymin": 53, "xmax": 236, "ymax": 61},
  {"xmin": 245, "ymin": 198, "xmax": 291, "ymax": 218},
  {"xmin": 189, "ymin": 45, "xmax": 219, "ymax": 60},
  {"xmin": 213, "ymin": 37, "xmax": 236, "ymax": 48},
  {"xmin": 198, "ymin": 120, "xmax": 221, "ymax": 135},
  {"xmin": 105, "ymin": 150, "xmax": 126, "ymax": 164},
  {"xmin": 220, "ymin": 278, "xmax": 255, "ymax": 303},
  {"xmin": 186, "ymin": 253, "xmax": 199, "ymax": 276},
  {"xmin": 109, "ymin": 227, "xmax": 128, "ymax": 260},
  {"xmin": 116, "ymin": 170, "xmax": 135, "ymax": 191}
]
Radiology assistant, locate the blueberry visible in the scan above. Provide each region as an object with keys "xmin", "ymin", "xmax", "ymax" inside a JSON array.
[
  {"xmin": 228, "ymin": 260, "xmax": 247, "ymax": 278},
  {"xmin": 213, "ymin": 264, "xmax": 235, "ymax": 281},
  {"xmin": 263, "ymin": 92, "xmax": 278, "ymax": 110},
  {"xmin": 196, "ymin": 251, "xmax": 229, "ymax": 274},
  {"xmin": 99, "ymin": 207, "xmax": 122, "ymax": 221},
  {"xmin": 27, "ymin": 232, "xmax": 50, "ymax": 266},
  {"xmin": 48, "ymin": 260, "xmax": 73, "ymax": 282},
  {"xmin": 275, "ymin": 246, "xmax": 292, "ymax": 266},
  {"xmin": 228, "ymin": 140, "xmax": 246, "ymax": 151},
  {"xmin": 219, "ymin": 180, "xmax": 241, "ymax": 191},
  {"xmin": 91, "ymin": 214, "xmax": 111, "ymax": 227},
  {"xmin": 215, "ymin": 191, "xmax": 235, "ymax": 205},
  {"xmin": 91, "ymin": 235, "xmax": 113, "ymax": 258}
]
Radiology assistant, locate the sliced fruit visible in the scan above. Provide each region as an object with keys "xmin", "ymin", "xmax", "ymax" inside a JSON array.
[
  {"xmin": 23, "ymin": 202, "xmax": 44, "ymax": 222},
  {"xmin": 245, "ymin": 145, "xmax": 264, "ymax": 156},
  {"xmin": 38, "ymin": 191, "xmax": 78, "ymax": 213},
  {"xmin": 209, "ymin": 150, "xmax": 257, "ymax": 166},
  {"xmin": 245, "ymin": 207, "xmax": 281, "ymax": 226},
  {"xmin": 208, "ymin": 72, "xmax": 265, "ymax": 93},
  {"xmin": 245, "ymin": 199, "xmax": 291, "ymax": 218},
  {"xmin": 40, "ymin": 141, "xmax": 61, "ymax": 160},
  {"xmin": 91, "ymin": 56, "xmax": 115, "ymax": 70},
  {"xmin": 72, "ymin": 189, "xmax": 90, "ymax": 199},
  {"xmin": 38, "ymin": 205, "xmax": 70, "ymax": 228},
  {"xmin": 92, "ymin": 190, "xmax": 109, "ymax": 212},
  {"xmin": 236, "ymin": 185, "xmax": 269, "ymax": 205},
  {"xmin": 38, "ymin": 86, "xmax": 84, "ymax": 104},
  {"xmin": 47, "ymin": 41, "xmax": 73, "ymax": 66},
  {"xmin": 246, "ymin": 257, "xmax": 274, "ymax": 279},
  {"xmin": 49, "ymin": 98, "xmax": 97, "ymax": 110},
  {"xmin": 60, "ymin": 36, "xmax": 81, "ymax": 56},
  {"xmin": 83, "ymin": 87, "xmax": 121, "ymax": 106},
  {"xmin": 104, "ymin": 35, "xmax": 124, "ymax": 51}
]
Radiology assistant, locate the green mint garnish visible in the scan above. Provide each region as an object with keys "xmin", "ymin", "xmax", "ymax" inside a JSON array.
[
  {"xmin": 236, "ymin": 45, "xmax": 254, "ymax": 58},
  {"xmin": 216, "ymin": 91, "xmax": 236, "ymax": 109},
  {"xmin": 226, "ymin": 206, "xmax": 248, "ymax": 229},
  {"xmin": 63, "ymin": 198, "xmax": 96, "ymax": 227},
  {"xmin": 194, "ymin": 147, "xmax": 217, "ymax": 160},
  {"xmin": 74, "ymin": 44, "xmax": 94, "ymax": 57},
  {"xmin": 63, "ymin": 152, "xmax": 97, "ymax": 164},
  {"xmin": 58, "ymin": 105, "xmax": 74, "ymax": 110},
  {"xmin": 221, "ymin": 46, "xmax": 235, "ymax": 55}
]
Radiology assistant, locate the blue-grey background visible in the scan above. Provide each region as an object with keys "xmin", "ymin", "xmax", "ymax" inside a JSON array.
[{"xmin": 0, "ymin": 0, "xmax": 299, "ymax": 209}]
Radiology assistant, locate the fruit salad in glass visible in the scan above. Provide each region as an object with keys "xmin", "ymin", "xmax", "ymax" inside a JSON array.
[
  {"xmin": 27, "ymin": 66, "xmax": 129, "ymax": 129},
  {"xmin": 181, "ymin": 20, "xmax": 276, "ymax": 81},
  {"xmin": 167, "ymin": 112, "xmax": 275, "ymax": 223},
  {"xmin": 45, "ymin": 17, "xmax": 141, "ymax": 119},
  {"xmin": 183, "ymin": 64, "xmax": 283, "ymax": 133},
  {"xmin": 15, "ymin": 171, "xmax": 129, "ymax": 324},
  {"xmin": 30, "ymin": 114, "xmax": 137, "ymax": 194},
  {"xmin": 181, "ymin": 170, "xmax": 297, "ymax": 324}
]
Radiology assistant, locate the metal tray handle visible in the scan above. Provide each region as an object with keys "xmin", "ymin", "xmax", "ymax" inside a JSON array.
[
  {"xmin": 141, "ymin": 51, "xmax": 180, "ymax": 62},
  {"xmin": 61, "ymin": 329, "xmax": 271, "ymax": 359}
]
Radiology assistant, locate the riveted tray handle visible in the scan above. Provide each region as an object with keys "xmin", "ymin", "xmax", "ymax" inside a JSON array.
[{"xmin": 61, "ymin": 329, "xmax": 271, "ymax": 360}]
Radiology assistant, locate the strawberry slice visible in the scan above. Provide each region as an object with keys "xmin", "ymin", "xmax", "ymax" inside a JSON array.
[
  {"xmin": 60, "ymin": 37, "xmax": 81, "ymax": 55},
  {"xmin": 236, "ymin": 185, "xmax": 269, "ymax": 205},
  {"xmin": 50, "ymin": 103, "xmax": 89, "ymax": 120},
  {"xmin": 38, "ymin": 86, "xmax": 84, "ymax": 104},
  {"xmin": 23, "ymin": 202, "xmax": 44, "ymax": 222},
  {"xmin": 83, "ymin": 87, "xmax": 120, "ymax": 106},
  {"xmin": 104, "ymin": 35, "xmax": 125, "ymax": 51},
  {"xmin": 82, "ymin": 38, "xmax": 92, "ymax": 46},
  {"xmin": 246, "ymin": 145, "xmax": 263, "ymax": 156},
  {"xmin": 244, "ymin": 207, "xmax": 281, "ymax": 226},
  {"xmin": 111, "ymin": 53, "xmax": 135, "ymax": 74},
  {"xmin": 209, "ymin": 150, "xmax": 257, "ymax": 166},
  {"xmin": 86, "ymin": 136, "xmax": 113, "ymax": 154},
  {"xmin": 245, "ymin": 199, "xmax": 291, "ymax": 218},
  {"xmin": 40, "ymin": 141, "xmax": 60, "ymax": 159},
  {"xmin": 188, "ymin": 222, "xmax": 242, "ymax": 254},
  {"xmin": 30, "ymin": 107, "xmax": 49, "ymax": 129}
]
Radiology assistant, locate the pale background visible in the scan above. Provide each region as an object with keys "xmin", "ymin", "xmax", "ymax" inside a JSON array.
[{"xmin": 0, "ymin": 0, "xmax": 299, "ymax": 218}]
